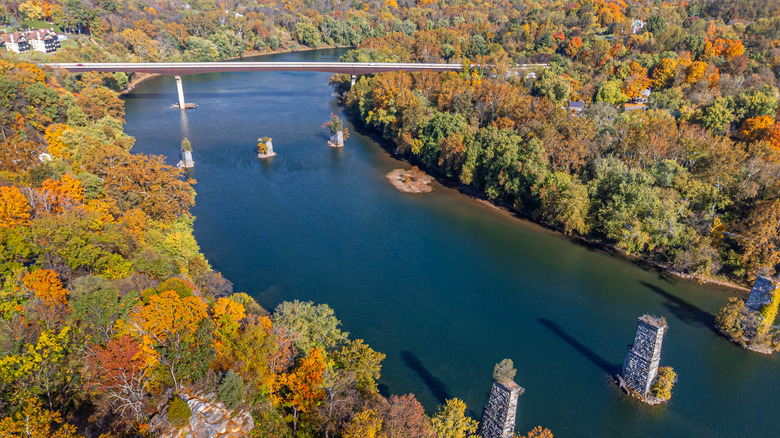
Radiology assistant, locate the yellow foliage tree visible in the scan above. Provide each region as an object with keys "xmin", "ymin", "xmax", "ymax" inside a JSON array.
[
  {"xmin": 739, "ymin": 116, "xmax": 775, "ymax": 142},
  {"xmin": 343, "ymin": 409, "xmax": 384, "ymax": 438},
  {"xmin": 44, "ymin": 124, "xmax": 71, "ymax": 159},
  {"xmin": 650, "ymin": 58, "xmax": 677, "ymax": 89},
  {"xmin": 521, "ymin": 426, "xmax": 554, "ymax": 438},
  {"xmin": 0, "ymin": 397, "xmax": 83, "ymax": 438}
]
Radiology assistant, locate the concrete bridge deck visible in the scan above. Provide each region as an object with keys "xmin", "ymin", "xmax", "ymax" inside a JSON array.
[
  {"xmin": 43, "ymin": 61, "xmax": 548, "ymax": 110},
  {"xmin": 44, "ymin": 62, "xmax": 466, "ymax": 76}
]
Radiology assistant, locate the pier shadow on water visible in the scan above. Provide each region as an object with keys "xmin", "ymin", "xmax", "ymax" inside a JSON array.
[
  {"xmin": 401, "ymin": 350, "xmax": 451, "ymax": 405},
  {"xmin": 538, "ymin": 318, "xmax": 620, "ymax": 376},
  {"xmin": 639, "ymin": 281, "xmax": 716, "ymax": 332}
]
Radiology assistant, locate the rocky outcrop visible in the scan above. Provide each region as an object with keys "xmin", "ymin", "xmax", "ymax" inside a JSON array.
[{"xmin": 154, "ymin": 390, "xmax": 253, "ymax": 438}]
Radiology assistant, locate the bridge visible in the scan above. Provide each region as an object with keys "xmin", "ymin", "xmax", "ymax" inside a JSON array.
[{"xmin": 45, "ymin": 61, "xmax": 547, "ymax": 109}]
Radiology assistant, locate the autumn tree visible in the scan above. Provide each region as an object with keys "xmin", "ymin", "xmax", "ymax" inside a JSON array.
[
  {"xmin": 343, "ymin": 409, "xmax": 383, "ymax": 438},
  {"xmin": 86, "ymin": 152, "xmax": 195, "ymax": 220},
  {"xmin": 273, "ymin": 347, "xmax": 327, "ymax": 433},
  {"xmin": 0, "ymin": 186, "xmax": 31, "ymax": 228},
  {"xmin": 381, "ymin": 393, "xmax": 433, "ymax": 438},
  {"xmin": 739, "ymin": 200, "xmax": 780, "ymax": 276},
  {"xmin": 127, "ymin": 290, "xmax": 209, "ymax": 389},
  {"xmin": 84, "ymin": 335, "xmax": 152, "ymax": 422},
  {"xmin": 331, "ymin": 339, "xmax": 385, "ymax": 394},
  {"xmin": 430, "ymin": 398, "xmax": 477, "ymax": 438},
  {"xmin": 23, "ymin": 269, "xmax": 70, "ymax": 329},
  {"xmin": 517, "ymin": 426, "xmax": 554, "ymax": 438},
  {"xmin": 0, "ymin": 397, "xmax": 83, "ymax": 438}
]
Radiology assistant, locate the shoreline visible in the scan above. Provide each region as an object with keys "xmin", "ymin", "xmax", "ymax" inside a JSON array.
[
  {"xmin": 120, "ymin": 44, "xmax": 352, "ymax": 95},
  {"xmin": 344, "ymin": 106, "xmax": 750, "ymax": 295},
  {"xmin": 121, "ymin": 49, "xmax": 748, "ymax": 295}
]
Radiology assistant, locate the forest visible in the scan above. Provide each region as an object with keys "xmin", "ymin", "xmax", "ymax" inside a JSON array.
[
  {"xmin": 1, "ymin": 0, "xmax": 779, "ymax": 436},
  {"xmin": 0, "ymin": 43, "xmax": 547, "ymax": 438},
  {"xmin": 5, "ymin": 0, "xmax": 774, "ymax": 283}
]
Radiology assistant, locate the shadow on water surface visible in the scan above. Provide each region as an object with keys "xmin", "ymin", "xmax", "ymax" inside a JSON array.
[
  {"xmin": 639, "ymin": 281, "xmax": 716, "ymax": 331},
  {"xmin": 401, "ymin": 350, "xmax": 451, "ymax": 405},
  {"xmin": 538, "ymin": 318, "xmax": 620, "ymax": 376}
]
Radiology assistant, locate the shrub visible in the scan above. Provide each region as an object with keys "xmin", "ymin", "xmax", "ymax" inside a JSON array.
[
  {"xmin": 715, "ymin": 297, "xmax": 745, "ymax": 340},
  {"xmin": 493, "ymin": 358, "xmax": 516, "ymax": 384},
  {"xmin": 167, "ymin": 396, "xmax": 191, "ymax": 427},
  {"xmin": 650, "ymin": 366, "xmax": 676, "ymax": 401}
]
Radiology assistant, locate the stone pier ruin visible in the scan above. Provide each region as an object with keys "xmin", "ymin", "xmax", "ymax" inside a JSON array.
[
  {"xmin": 478, "ymin": 379, "xmax": 524, "ymax": 438},
  {"xmin": 745, "ymin": 276, "xmax": 778, "ymax": 313},
  {"xmin": 620, "ymin": 315, "xmax": 668, "ymax": 397}
]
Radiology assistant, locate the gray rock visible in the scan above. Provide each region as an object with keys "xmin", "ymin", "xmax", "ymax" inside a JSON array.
[{"xmin": 156, "ymin": 390, "xmax": 254, "ymax": 438}]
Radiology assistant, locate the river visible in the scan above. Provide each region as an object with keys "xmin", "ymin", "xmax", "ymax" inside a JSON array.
[{"xmin": 123, "ymin": 49, "xmax": 780, "ymax": 437}]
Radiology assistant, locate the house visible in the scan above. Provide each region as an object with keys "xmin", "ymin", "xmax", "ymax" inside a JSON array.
[
  {"xmin": 26, "ymin": 29, "xmax": 60, "ymax": 53},
  {"xmin": 631, "ymin": 20, "xmax": 646, "ymax": 34},
  {"xmin": 1, "ymin": 33, "xmax": 30, "ymax": 54},
  {"xmin": 624, "ymin": 103, "xmax": 647, "ymax": 111},
  {"xmin": 638, "ymin": 88, "xmax": 651, "ymax": 103},
  {"xmin": 567, "ymin": 101, "xmax": 585, "ymax": 115}
]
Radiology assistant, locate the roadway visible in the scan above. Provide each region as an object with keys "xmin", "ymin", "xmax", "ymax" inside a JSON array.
[{"xmin": 44, "ymin": 62, "xmax": 466, "ymax": 76}]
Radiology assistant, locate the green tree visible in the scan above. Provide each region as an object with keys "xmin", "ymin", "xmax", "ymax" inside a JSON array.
[
  {"xmin": 699, "ymin": 98, "xmax": 734, "ymax": 134},
  {"xmin": 218, "ymin": 370, "xmax": 246, "ymax": 410},
  {"xmin": 296, "ymin": 21, "xmax": 322, "ymax": 48},
  {"xmin": 273, "ymin": 300, "xmax": 348, "ymax": 355},
  {"xmin": 331, "ymin": 339, "xmax": 385, "ymax": 394},
  {"xmin": 596, "ymin": 79, "xmax": 629, "ymax": 105},
  {"xmin": 532, "ymin": 70, "xmax": 571, "ymax": 104},
  {"xmin": 537, "ymin": 172, "xmax": 590, "ymax": 235},
  {"xmin": 70, "ymin": 276, "xmax": 138, "ymax": 344},
  {"xmin": 416, "ymin": 112, "xmax": 467, "ymax": 169}
]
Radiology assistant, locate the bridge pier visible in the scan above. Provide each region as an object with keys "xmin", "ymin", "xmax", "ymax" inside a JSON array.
[
  {"xmin": 175, "ymin": 75, "xmax": 186, "ymax": 110},
  {"xmin": 350, "ymin": 74, "xmax": 356, "ymax": 87}
]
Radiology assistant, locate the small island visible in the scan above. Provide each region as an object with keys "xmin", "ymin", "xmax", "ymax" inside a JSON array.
[
  {"xmin": 716, "ymin": 275, "xmax": 780, "ymax": 354},
  {"xmin": 386, "ymin": 166, "xmax": 433, "ymax": 193},
  {"xmin": 257, "ymin": 136, "xmax": 276, "ymax": 158}
]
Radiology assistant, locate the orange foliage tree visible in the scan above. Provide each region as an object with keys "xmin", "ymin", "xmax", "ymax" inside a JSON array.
[
  {"xmin": 84, "ymin": 335, "xmax": 152, "ymax": 422},
  {"xmin": 272, "ymin": 347, "xmax": 327, "ymax": 433},
  {"xmin": 22, "ymin": 269, "xmax": 70, "ymax": 328},
  {"xmin": 0, "ymin": 186, "xmax": 31, "ymax": 228},
  {"xmin": 40, "ymin": 175, "xmax": 85, "ymax": 214},
  {"xmin": 127, "ymin": 290, "xmax": 208, "ymax": 389}
]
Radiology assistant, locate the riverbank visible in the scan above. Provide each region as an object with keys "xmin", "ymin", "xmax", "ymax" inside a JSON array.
[{"xmin": 342, "ymin": 103, "xmax": 749, "ymax": 295}]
